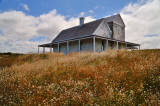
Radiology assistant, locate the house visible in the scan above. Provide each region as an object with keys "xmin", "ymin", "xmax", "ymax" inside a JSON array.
[{"xmin": 38, "ymin": 14, "xmax": 140, "ymax": 54}]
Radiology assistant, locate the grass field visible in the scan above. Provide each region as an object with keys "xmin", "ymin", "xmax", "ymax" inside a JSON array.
[
  {"xmin": 0, "ymin": 53, "xmax": 22, "ymax": 69},
  {"xmin": 0, "ymin": 55, "xmax": 17, "ymax": 69},
  {"xmin": 0, "ymin": 50, "xmax": 160, "ymax": 105}
]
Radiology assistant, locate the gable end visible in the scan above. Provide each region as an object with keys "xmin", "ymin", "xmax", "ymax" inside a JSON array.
[
  {"xmin": 92, "ymin": 19, "xmax": 112, "ymax": 38},
  {"xmin": 114, "ymin": 14, "xmax": 125, "ymax": 27}
]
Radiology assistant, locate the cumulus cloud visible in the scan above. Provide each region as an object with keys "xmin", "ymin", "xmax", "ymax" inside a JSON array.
[
  {"xmin": 20, "ymin": 3, "xmax": 30, "ymax": 11},
  {"xmin": 0, "ymin": 9, "xmax": 94, "ymax": 53},
  {"xmin": 121, "ymin": 0, "xmax": 160, "ymax": 49}
]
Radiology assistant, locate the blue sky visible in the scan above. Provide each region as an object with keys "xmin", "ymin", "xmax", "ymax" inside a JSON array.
[
  {"xmin": 0, "ymin": 0, "xmax": 137, "ymax": 18},
  {"xmin": 0, "ymin": 0, "xmax": 160, "ymax": 53}
]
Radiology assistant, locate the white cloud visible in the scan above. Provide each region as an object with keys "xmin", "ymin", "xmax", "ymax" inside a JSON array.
[
  {"xmin": 0, "ymin": 10, "xmax": 94, "ymax": 53},
  {"xmin": 121, "ymin": 0, "xmax": 160, "ymax": 49},
  {"xmin": 88, "ymin": 10, "xmax": 94, "ymax": 14},
  {"xmin": 20, "ymin": 3, "xmax": 30, "ymax": 11},
  {"xmin": 94, "ymin": 6, "xmax": 100, "ymax": 10},
  {"xmin": 79, "ymin": 12, "xmax": 85, "ymax": 17}
]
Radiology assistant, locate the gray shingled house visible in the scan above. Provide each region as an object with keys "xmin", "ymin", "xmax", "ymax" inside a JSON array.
[{"xmin": 38, "ymin": 14, "xmax": 140, "ymax": 54}]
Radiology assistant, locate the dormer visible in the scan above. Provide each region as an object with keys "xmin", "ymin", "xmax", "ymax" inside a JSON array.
[{"xmin": 106, "ymin": 14, "xmax": 125, "ymax": 41}]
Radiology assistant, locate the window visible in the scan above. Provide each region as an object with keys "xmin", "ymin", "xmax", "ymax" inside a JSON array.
[
  {"xmin": 118, "ymin": 26, "xmax": 121, "ymax": 34},
  {"xmin": 119, "ymin": 43, "xmax": 121, "ymax": 49},
  {"xmin": 80, "ymin": 41, "xmax": 82, "ymax": 50},
  {"xmin": 59, "ymin": 45, "xmax": 60, "ymax": 52},
  {"xmin": 102, "ymin": 41, "xmax": 104, "ymax": 51},
  {"xmin": 111, "ymin": 41, "xmax": 114, "ymax": 49}
]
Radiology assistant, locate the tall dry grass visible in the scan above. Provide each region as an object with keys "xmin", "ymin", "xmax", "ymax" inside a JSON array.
[
  {"xmin": 0, "ymin": 56, "xmax": 18, "ymax": 68},
  {"xmin": 0, "ymin": 50, "xmax": 160, "ymax": 105}
]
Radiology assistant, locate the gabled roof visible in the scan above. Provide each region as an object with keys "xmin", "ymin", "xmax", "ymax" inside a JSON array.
[
  {"xmin": 52, "ymin": 14, "xmax": 123, "ymax": 43},
  {"xmin": 106, "ymin": 14, "xmax": 125, "ymax": 26},
  {"xmin": 52, "ymin": 18, "xmax": 104, "ymax": 43},
  {"xmin": 105, "ymin": 14, "xmax": 118, "ymax": 23}
]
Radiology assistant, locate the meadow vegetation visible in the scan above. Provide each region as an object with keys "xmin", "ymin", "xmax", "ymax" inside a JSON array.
[
  {"xmin": 0, "ymin": 52, "xmax": 22, "ymax": 69},
  {"xmin": 0, "ymin": 50, "xmax": 160, "ymax": 105}
]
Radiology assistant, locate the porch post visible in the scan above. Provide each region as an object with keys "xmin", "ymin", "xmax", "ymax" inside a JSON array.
[
  {"xmin": 43, "ymin": 47, "xmax": 45, "ymax": 53},
  {"xmin": 106, "ymin": 39, "xmax": 108, "ymax": 50},
  {"xmin": 79, "ymin": 39, "xmax": 81, "ymax": 52},
  {"xmin": 58, "ymin": 42, "xmax": 59, "ymax": 53},
  {"xmin": 93, "ymin": 36, "xmax": 95, "ymax": 52},
  {"xmin": 38, "ymin": 46, "xmax": 39, "ymax": 54},
  {"xmin": 50, "ymin": 44, "xmax": 52, "ymax": 53},
  {"xmin": 67, "ymin": 41, "xmax": 69, "ymax": 54},
  {"xmin": 117, "ymin": 41, "xmax": 119, "ymax": 50}
]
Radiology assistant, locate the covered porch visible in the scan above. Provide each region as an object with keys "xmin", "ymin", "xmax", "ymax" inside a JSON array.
[{"xmin": 38, "ymin": 35, "xmax": 140, "ymax": 54}]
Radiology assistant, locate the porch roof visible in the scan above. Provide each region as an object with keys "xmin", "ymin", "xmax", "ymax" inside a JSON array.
[
  {"xmin": 39, "ymin": 35, "xmax": 140, "ymax": 47},
  {"xmin": 39, "ymin": 43, "xmax": 52, "ymax": 47}
]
